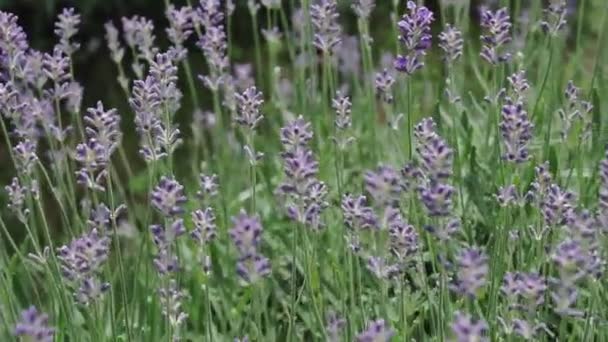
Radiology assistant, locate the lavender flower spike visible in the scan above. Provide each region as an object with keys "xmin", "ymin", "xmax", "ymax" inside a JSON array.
[
  {"xmin": 356, "ymin": 319, "xmax": 395, "ymax": 342},
  {"xmin": 14, "ymin": 306, "xmax": 54, "ymax": 342},
  {"xmin": 451, "ymin": 311, "xmax": 489, "ymax": 342},
  {"xmin": 438, "ymin": 24, "xmax": 463, "ymax": 64},
  {"xmin": 151, "ymin": 176, "xmax": 187, "ymax": 217},
  {"xmin": 540, "ymin": 1, "xmax": 568, "ymax": 36},
  {"xmin": 451, "ymin": 247, "xmax": 489, "ymax": 297},
  {"xmin": 235, "ymin": 86, "xmax": 264, "ymax": 130},
  {"xmin": 500, "ymin": 98, "xmax": 533, "ymax": 163},
  {"xmin": 480, "ymin": 7, "xmax": 512, "ymax": 65},
  {"xmin": 352, "ymin": 0, "xmax": 375, "ymax": 19},
  {"xmin": 395, "ymin": 1, "xmax": 434, "ymax": 75},
  {"xmin": 230, "ymin": 210, "xmax": 263, "ymax": 255},
  {"xmin": 54, "ymin": 7, "xmax": 81, "ymax": 56},
  {"xmin": 310, "ymin": 0, "xmax": 342, "ymax": 54}
]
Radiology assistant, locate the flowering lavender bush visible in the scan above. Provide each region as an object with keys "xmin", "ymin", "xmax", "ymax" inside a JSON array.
[{"xmin": 1, "ymin": 1, "xmax": 608, "ymax": 341}]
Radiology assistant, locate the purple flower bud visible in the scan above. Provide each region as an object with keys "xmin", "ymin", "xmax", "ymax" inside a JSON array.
[
  {"xmin": 451, "ymin": 311, "xmax": 489, "ymax": 342},
  {"xmin": 54, "ymin": 8, "xmax": 81, "ymax": 56},
  {"xmin": 414, "ymin": 118, "xmax": 453, "ymax": 180},
  {"xmin": 341, "ymin": 194, "xmax": 379, "ymax": 230},
  {"xmin": 104, "ymin": 21, "xmax": 124, "ymax": 65},
  {"xmin": 57, "ymin": 229, "xmax": 111, "ymax": 304},
  {"xmin": 5, "ymin": 177, "xmax": 29, "ymax": 221},
  {"xmin": 541, "ymin": 184, "xmax": 575, "ymax": 226},
  {"xmin": 507, "ymin": 70, "xmax": 530, "ymax": 102},
  {"xmin": 0, "ymin": 11, "xmax": 28, "ymax": 70},
  {"xmin": 495, "ymin": 184, "xmax": 521, "ymax": 207},
  {"xmin": 153, "ymin": 248, "xmax": 179, "ymax": 275},
  {"xmin": 194, "ymin": 0, "xmax": 224, "ymax": 30},
  {"xmin": 13, "ymin": 139, "xmax": 38, "ymax": 176},
  {"xmin": 540, "ymin": 1, "xmax": 568, "ymax": 36},
  {"xmin": 550, "ymin": 284, "xmax": 581, "ymax": 317},
  {"xmin": 150, "ymin": 219, "xmax": 186, "ymax": 250},
  {"xmin": 14, "ymin": 306, "xmax": 54, "ymax": 342},
  {"xmin": 84, "ymin": 101, "xmax": 122, "ymax": 156},
  {"xmin": 526, "ymin": 161, "xmax": 553, "ymax": 203},
  {"xmin": 197, "ymin": 173, "xmax": 219, "ymax": 199},
  {"xmin": 191, "ymin": 208, "xmax": 217, "ymax": 244},
  {"xmin": 149, "ymin": 52, "xmax": 182, "ymax": 114},
  {"xmin": 352, "ymin": 0, "xmax": 375, "ymax": 19},
  {"xmin": 388, "ymin": 209, "xmax": 419, "ymax": 260},
  {"xmin": 230, "ymin": 210, "xmax": 263, "ymax": 255},
  {"xmin": 364, "ymin": 165, "xmax": 403, "ymax": 205},
  {"xmin": 235, "ymin": 86, "xmax": 264, "ymax": 130},
  {"xmin": 395, "ymin": 1, "xmax": 434, "ymax": 74},
  {"xmin": 280, "ymin": 115, "xmax": 313, "ymax": 151},
  {"xmin": 375, "ymin": 69, "xmax": 395, "ymax": 104},
  {"xmin": 280, "ymin": 148, "xmax": 319, "ymax": 193},
  {"xmin": 439, "ymin": 24, "xmax": 463, "ymax": 63},
  {"xmin": 332, "ymin": 92, "xmax": 352, "ymax": 130},
  {"xmin": 151, "ymin": 176, "xmax": 187, "ymax": 217},
  {"xmin": 121, "ymin": 15, "xmax": 157, "ymax": 64},
  {"xmin": 310, "ymin": 0, "xmax": 342, "ymax": 54},
  {"xmin": 500, "ymin": 98, "xmax": 533, "ymax": 163},
  {"xmin": 501, "ymin": 272, "xmax": 546, "ymax": 310},
  {"xmin": 451, "ymin": 247, "xmax": 488, "ymax": 297},
  {"xmin": 558, "ymin": 80, "xmax": 593, "ymax": 140},
  {"xmin": 326, "ymin": 311, "xmax": 346, "ymax": 342},
  {"xmin": 166, "ymin": 5, "xmax": 194, "ymax": 61},
  {"xmin": 480, "ymin": 7, "xmax": 512, "ymax": 65},
  {"xmin": 158, "ymin": 279, "xmax": 188, "ymax": 330},
  {"xmin": 236, "ymin": 252, "xmax": 271, "ymax": 284},
  {"xmin": 418, "ymin": 182, "xmax": 455, "ymax": 217},
  {"xmin": 356, "ymin": 318, "xmax": 395, "ymax": 342},
  {"xmin": 366, "ymin": 256, "xmax": 401, "ymax": 279},
  {"xmin": 197, "ymin": 25, "xmax": 228, "ymax": 91}
]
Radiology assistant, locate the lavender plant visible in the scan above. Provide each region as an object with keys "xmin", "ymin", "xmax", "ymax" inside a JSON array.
[{"xmin": 2, "ymin": 1, "xmax": 608, "ymax": 342}]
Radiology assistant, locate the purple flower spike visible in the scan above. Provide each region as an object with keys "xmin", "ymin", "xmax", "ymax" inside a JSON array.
[
  {"xmin": 57, "ymin": 229, "xmax": 111, "ymax": 304},
  {"xmin": 54, "ymin": 7, "xmax": 81, "ymax": 56},
  {"xmin": 480, "ymin": 7, "xmax": 512, "ymax": 65},
  {"xmin": 341, "ymin": 194, "xmax": 379, "ymax": 230},
  {"xmin": 418, "ymin": 182, "xmax": 455, "ymax": 217},
  {"xmin": 395, "ymin": 1, "xmax": 434, "ymax": 75},
  {"xmin": 375, "ymin": 69, "xmax": 395, "ymax": 104},
  {"xmin": 439, "ymin": 24, "xmax": 463, "ymax": 64},
  {"xmin": 310, "ymin": 0, "xmax": 342, "ymax": 54},
  {"xmin": 165, "ymin": 5, "xmax": 194, "ymax": 61},
  {"xmin": 451, "ymin": 247, "xmax": 489, "ymax": 297},
  {"xmin": 388, "ymin": 210, "xmax": 419, "ymax": 260},
  {"xmin": 501, "ymin": 272, "xmax": 546, "ymax": 310},
  {"xmin": 280, "ymin": 115, "xmax": 313, "ymax": 151},
  {"xmin": 500, "ymin": 98, "xmax": 533, "ymax": 163},
  {"xmin": 326, "ymin": 311, "xmax": 346, "ymax": 342},
  {"xmin": 5, "ymin": 177, "xmax": 29, "ymax": 221},
  {"xmin": 364, "ymin": 165, "xmax": 403, "ymax": 205},
  {"xmin": 230, "ymin": 210, "xmax": 263, "ymax": 255},
  {"xmin": 14, "ymin": 306, "xmax": 54, "ymax": 342},
  {"xmin": 540, "ymin": 1, "xmax": 568, "ymax": 36},
  {"xmin": 13, "ymin": 139, "xmax": 38, "ymax": 175},
  {"xmin": 191, "ymin": 208, "xmax": 217, "ymax": 244},
  {"xmin": 197, "ymin": 173, "xmax": 219, "ymax": 199},
  {"xmin": 151, "ymin": 176, "xmax": 187, "ymax": 217},
  {"xmin": 235, "ymin": 86, "xmax": 264, "ymax": 130},
  {"xmin": 356, "ymin": 319, "xmax": 395, "ymax": 342},
  {"xmin": 352, "ymin": 0, "xmax": 375, "ymax": 19},
  {"xmin": 281, "ymin": 148, "xmax": 319, "ymax": 192},
  {"xmin": 541, "ymin": 184, "xmax": 575, "ymax": 226},
  {"xmin": 451, "ymin": 311, "xmax": 489, "ymax": 342},
  {"xmin": 236, "ymin": 252, "xmax": 271, "ymax": 284}
]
